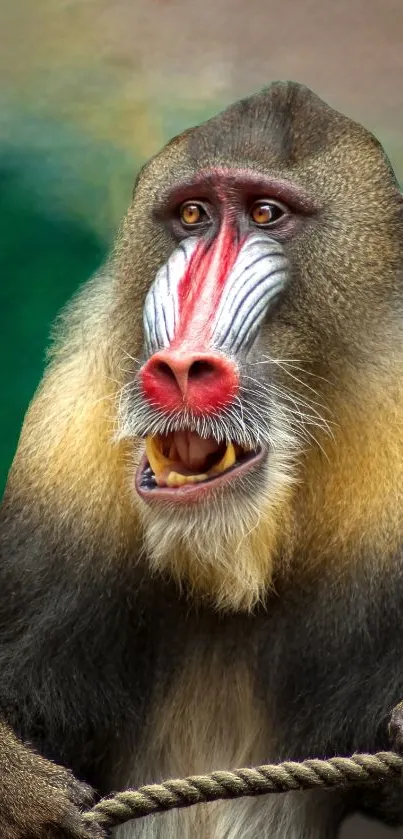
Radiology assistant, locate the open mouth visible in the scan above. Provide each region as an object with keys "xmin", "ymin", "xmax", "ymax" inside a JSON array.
[{"xmin": 135, "ymin": 430, "xmax": 265, "ymax": 501}]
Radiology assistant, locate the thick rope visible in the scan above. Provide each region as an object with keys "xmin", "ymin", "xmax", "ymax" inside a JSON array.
[{"xmin": 82, "ymin": 750, "xmax": 403, "ymax": 831}]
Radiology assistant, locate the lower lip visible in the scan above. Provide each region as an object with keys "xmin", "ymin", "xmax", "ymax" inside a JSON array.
[{"xmin": 135, "ymin": 448, "xmax": 267, "ymax": 504}]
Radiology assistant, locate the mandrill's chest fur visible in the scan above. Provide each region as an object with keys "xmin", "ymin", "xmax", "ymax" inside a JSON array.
[
  {"xmin": 113, "ymin": 564, "xmax": 403, "ymax": 839},
  {"xmin": 112, "ymin": 562, "xmax": 403, "ymax": 839}
]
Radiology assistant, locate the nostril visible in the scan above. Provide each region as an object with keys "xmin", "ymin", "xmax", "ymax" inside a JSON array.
[
  {"xmin": 188, "ymin": 360, "xmax": 216, "ymax": 380},
  {"xmin": 141, "ymin": 351, "xmax": 239, "ymax": 415},
  {"xmin": 151, "ymin": 358, "xmax": 218, "ymax": 384},
  {"xmin": 153, "ymin": 361, "xmax": 177, "ymax": 382}
]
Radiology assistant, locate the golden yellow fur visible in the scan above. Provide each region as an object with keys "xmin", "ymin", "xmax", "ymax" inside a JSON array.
[
  {"xmin": 295, "ymin": 361, "xmax": 403, "ymax": 571},
  {"xmin": 6, "ymin": 282, "xmax": 140, "ymax": 560},
  {"xmin": 9, "ymin": 322, "xmax": 403, "ymax": 612}
]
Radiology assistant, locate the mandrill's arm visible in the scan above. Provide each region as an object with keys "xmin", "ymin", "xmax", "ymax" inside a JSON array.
[
  {"xmin": 0, "ymin": 484, "xmax": 155, "ymax": 837},
  {"xmin": 0, "ymin": 719, "xmax": 104, "ymax": 838}
]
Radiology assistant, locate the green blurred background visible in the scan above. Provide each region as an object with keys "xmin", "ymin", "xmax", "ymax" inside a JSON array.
[{"xmin": 1, "ymin": 0, "xmax": 403, "ymax": 501}]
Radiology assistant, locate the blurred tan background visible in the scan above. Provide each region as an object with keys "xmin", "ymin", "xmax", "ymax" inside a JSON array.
[
  {"xmin": 1, "ymin": 0, "xmax": 403, "ymax": 242},
  {"xmin": 1, "ymin": 2, "xmax": 403, "ymax": 834}
]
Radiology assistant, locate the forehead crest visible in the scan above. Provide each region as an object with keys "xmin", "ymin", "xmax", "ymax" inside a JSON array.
[{"xmin": 185, "ymin": 81, "xmax": 376, "ymax": 171}]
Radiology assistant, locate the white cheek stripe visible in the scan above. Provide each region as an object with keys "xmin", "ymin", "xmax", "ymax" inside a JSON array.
[
  {"xmin": 212, "ymin": 235, "xmax": 288, "ymax": 353},
  {"xmin": 143, "ymin": 234, "xmax": 288, "ymax": 356},
  {"xmin": 143, "ymin": 237, "xmax": 198, "ymax": 356}
]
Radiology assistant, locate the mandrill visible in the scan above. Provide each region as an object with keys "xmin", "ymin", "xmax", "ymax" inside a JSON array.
[{"xmin": 2, "ymin": 80, "xmax": 403, "ymax": 839}]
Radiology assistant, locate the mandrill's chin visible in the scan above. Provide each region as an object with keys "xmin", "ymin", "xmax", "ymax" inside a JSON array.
[{"xmin": 135, "ymin": 453, "xmax": 294, "ymax": 613}]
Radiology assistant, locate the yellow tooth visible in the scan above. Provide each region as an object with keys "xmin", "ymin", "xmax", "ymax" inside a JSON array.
[
  {"xmin": 166, "ymin": 472, "xmax": 187, "ymax": 487},
  {"xmin": 145, "ymin": 435, "xmax": 238, "ymax": 484},
  {"xmin": 211, "ymin": 442, "xmax": 237, "ymax": 474},
  {"xmin": 166, "ymin": 471, "xmax": 208, "ymax": 487},
  {"xmin": 145, "ymin": 436, "xmax": 172, "ymax": 477}
]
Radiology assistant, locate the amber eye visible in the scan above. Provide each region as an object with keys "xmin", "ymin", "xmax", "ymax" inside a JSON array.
[
  {"xmin": 250, "ymin": 200, "xmax": 286, "ymax": 227},
  {"xmin": 179, "ymin": 201, "xmax": 209, "ymax": 228}
]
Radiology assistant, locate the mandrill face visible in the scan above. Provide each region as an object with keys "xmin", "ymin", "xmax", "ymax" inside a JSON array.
[
  {"xmin": 136, "ymin": 228, "xmax": 290, "ymax": 503},
  {"xmin": 113, "ymin": 82, "xmax": 403, "ymax": 609}
]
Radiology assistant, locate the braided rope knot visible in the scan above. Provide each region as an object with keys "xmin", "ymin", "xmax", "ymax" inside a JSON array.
[{"xmin": 83, "ymin": 750, "xmax": 403, "ymax": 831}]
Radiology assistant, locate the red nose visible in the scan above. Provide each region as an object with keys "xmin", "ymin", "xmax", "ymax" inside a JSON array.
[{"xmin": 140, "ymin": 350, "xmax": 239, "ymax": 415}]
